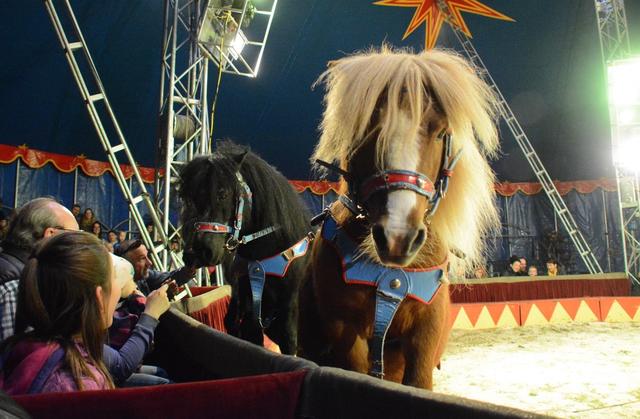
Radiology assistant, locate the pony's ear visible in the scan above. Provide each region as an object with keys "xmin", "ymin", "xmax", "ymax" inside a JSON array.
[
  {"xmin": 232, "ymin": 149, "xmax": 250, "ymax": 168},
  {"xmin": 327, "ymin": 60, "xmax": 338, "ymax": 69}
]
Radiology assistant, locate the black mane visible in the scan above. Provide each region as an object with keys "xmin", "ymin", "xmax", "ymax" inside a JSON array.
[{"xmin": 179, "ymin": 141, "xmax": 311, "ymax": 259}]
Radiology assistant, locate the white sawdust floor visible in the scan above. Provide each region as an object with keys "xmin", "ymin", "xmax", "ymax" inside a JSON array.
[{"xmin": 433, "ymin": 322, "xmax": 640, "ymax": 418}]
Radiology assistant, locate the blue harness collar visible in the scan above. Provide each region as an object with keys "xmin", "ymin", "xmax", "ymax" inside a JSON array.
[
  {"xmin": 247, "ymin": 234, "xmax": 312, "ymax": 328},
  {"xmin": 320, "ymin": 214, "xmax": 447, "ymax": 378}
]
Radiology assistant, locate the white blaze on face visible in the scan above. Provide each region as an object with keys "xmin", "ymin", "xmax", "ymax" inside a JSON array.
[{"xmin": 385, "ymin": 112, "xmax": 420, "ymax": 234}]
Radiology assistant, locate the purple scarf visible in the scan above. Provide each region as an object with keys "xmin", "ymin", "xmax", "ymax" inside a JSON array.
[{"xmin": 0, "ymin": 340, "xmax": 65, "ymax": 395}]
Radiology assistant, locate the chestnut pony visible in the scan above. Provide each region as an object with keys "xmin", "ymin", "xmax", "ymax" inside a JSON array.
[{"xmin": 298, "ymin": 47, "xmax": 500, "ymax": 389}]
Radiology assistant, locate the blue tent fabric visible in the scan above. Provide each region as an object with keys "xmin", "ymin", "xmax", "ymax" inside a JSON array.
[{"xmin": 1, "ymin": 1, "xmax": 639, "ymax": 181}]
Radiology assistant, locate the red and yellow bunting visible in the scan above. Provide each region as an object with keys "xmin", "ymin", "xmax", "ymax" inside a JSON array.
[
  {"xmin": 374, "ymin": 0, "xmax": 514, "ymax": 49},
  {"xmin": 450, "ymin": 297, "xmax": 640, "ymax": 330}
]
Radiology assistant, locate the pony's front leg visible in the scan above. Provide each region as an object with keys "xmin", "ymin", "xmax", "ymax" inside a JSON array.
[
  {"xmin": 401, "ymin": 296, "xmax": 450, "ymax": 389},
  {"xmin": 328, "ymin": 322, "xmax": 370, "ymax": 374},
  {"xmin": 266, "ymin": 291, "xmax": 299, "ymax": 355}
]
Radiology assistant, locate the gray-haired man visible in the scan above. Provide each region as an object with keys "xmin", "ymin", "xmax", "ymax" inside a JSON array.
[{"xmin": 0, "ymin": 197, "xmax": 78, "ymax": 341}]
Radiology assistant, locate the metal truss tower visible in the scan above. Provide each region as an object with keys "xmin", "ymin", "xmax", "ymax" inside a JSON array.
[
  {"xmin": 157, "ymin": 0, "xmax": 212, "ymax": 271},
  {"xmin": 594, "ymin": 0, "xmax": 638, "ymax": 285},
  {"xmin": 43, "ymin": 0, "xmax": 173, "ymax": 271},
  {"xmin": 437, "ymin": 1, "xmax": 604, "ymax": 274}
]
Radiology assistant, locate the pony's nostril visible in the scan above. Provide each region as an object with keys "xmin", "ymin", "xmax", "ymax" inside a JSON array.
[
  {"xmin": 410, "ymin": 228, "xmax": 427, "ymax": 253},
  {"xmin": 372, "ymin": 225, "xmax": 388, "ymax": 252}
]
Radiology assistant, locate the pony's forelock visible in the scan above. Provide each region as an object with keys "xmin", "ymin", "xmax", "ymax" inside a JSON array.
[{"xmin": 313, "ymin": 46, "xmax": 501, "ymax": 270}]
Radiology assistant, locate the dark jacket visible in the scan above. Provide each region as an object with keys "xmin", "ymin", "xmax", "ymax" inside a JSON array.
[{"xmin": 0, "ymin": 244, "xmax": 28, "ymax": 285}]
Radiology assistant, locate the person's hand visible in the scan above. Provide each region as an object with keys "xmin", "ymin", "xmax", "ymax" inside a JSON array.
[{"xmin": 144, "ymin": 284, "xmax": 170, "ymax": 320}]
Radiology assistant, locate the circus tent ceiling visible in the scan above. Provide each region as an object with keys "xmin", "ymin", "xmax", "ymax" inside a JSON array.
[{"xmin": 1, "ymin": 0, "xmax": 639, "ymax": 181}]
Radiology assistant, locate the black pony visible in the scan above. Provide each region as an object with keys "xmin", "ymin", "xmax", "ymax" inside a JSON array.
[{"xmin": 178, "ymin": 141, "xmax": 312, "ymax": 354}]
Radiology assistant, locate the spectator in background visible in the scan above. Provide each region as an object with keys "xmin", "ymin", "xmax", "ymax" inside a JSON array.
[
  {"xmin": 117, "ymin": 230, "xmax": 127, "ymax": 242},
  {"xmin": 519, "ymin": 257, "xmax": 528, "ymax": 275},
  {"xmin": 0, "ymin": 198, "xmax": 79, "ymax": 342},
  {"xmin": 503, "ymin": 255, "xmax": 522, "ymax": 277},
  {"xmin": 473, "ymin": 265, "xmax": 487, "ymax": 279},
  {"xmin": 528, "ymin": 265, "xmax": 538, "ymax": 277},
  {"xmin": 79, "ymin": 208, "xmax": 97, "ymax": 233},
  {"xmin": 70, "ymin": 204, "xmax": 81, "ymax": 222},
  {"xmin": 92, "ymin": 221, "xmax": 103, "ymax": 240},
  {"xmin": 115, "ymin": 239, "xmax": 195, "ymax": 296},
  {"xmin": 0, "ymin": 232, "xmax": 115, "ymax": 394},
  {"xmin": 107, "ymin": 230, "xmax": 118, "ymax": 246},
  {"xmin": 104, "ymin": 242, "xmax": 114, "ymax": 253},
  {"xmin": 169, "ymin": 239, "xmax": 183, "ymax": 270},
  {"xmin": 546, "ymin": 258, "xmax": 559, "ymax": 276},
  {"xmin": 0, "ymin": 216, "xmax": 8, "ymax": 242},
  {"xmin": 0, "ymin": 198, "xmax": 7, "ymax": 223}
]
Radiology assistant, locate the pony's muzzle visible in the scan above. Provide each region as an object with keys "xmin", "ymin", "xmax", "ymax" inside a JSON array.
[{"xmin": 372, "ymin": 224, "xmax": 426, "ymax": 266}]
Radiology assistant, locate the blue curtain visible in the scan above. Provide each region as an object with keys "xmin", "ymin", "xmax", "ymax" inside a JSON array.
[
  {"xmin": 16, "ymin": 164, "xmax": 74, "ymax": 209},
  {"xmin": 0, "ymin": 159, "xmax": 627, "ymax": 274}
]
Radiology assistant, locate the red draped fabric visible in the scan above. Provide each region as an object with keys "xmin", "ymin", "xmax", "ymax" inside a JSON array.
[
  {"xmin": 14, "ymin": 370, "xmax": 307, "ymax": 419},
  {"xmin": 450, "ymin": 276, "xmax": 630, "ymax": 303},
  {"xmin": 185, "ymin": 287, "xmax": 230, "ymax": 332},
  {"xmin": 0, "ymin": 144, "xmax": 618, "ymax": 196}
]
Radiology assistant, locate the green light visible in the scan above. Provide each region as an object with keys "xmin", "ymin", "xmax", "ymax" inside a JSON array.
[
  {"xmin": 608, "ymin": 58, "xmax": 640, "ymax": 107},
  {"xmin": 608, "ymin": 57, "xmax": 640, "ymax": 172}
]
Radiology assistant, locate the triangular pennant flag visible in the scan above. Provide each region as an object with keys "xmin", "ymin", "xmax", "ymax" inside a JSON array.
[
  {"xmin": 615, "ymin": 298, "xmax": 640, "ymax": 319},
  {"xmin": 496, "ymin": 305, "xmax": 519, "ymax": 328},
  {"xmin": 474, "ymin": 306, "xmax": 496, "ymax": 329},
  {"xmin": 533, "ymin": 300, "xmax": 557, "ymax": 322},
  {"xmin": 558, "ymin": 299, "xmax": 582, "ymax": 320},
  {"xmin": 461, "ymin": 304, "xmax": 485, "ymax": 327},
  {"xmin": 574, "ymin": 300, "xmax": 600, "ymax": 323},
  {"xmin": 451, "ymin": 307, "xmax": 474, "ymax": 329},
  {"xmin": 603, "ymin": 300, "xmax": 633, "ymax": 322},
  {"xmin": 486, "ymin": 304, "xmax": 505, "ymax": 324},
  {"xmin": 550, "ymin": 302, "xmax": 573, "ymax": 324}
]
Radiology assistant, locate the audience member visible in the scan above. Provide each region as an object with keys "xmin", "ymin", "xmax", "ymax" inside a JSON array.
[
  {"xmin": 106, "ymin": 254, "xmax": 171, "ymax": 387},
  {"xmin": 0, "ymin": 232, "xmax": 115, "ymax": 394},
  {"xmin": 169, "ymin": 239, "xmax": 183, "ymax": 270},
  {"xmin": 70, "ymin": 204, "xmax": 81, "ymax": 222},
  {"xmin": 79, "ymin": 208, "xmax": 96, "ymax": 233},
  {"xmin": 546, "ymin": 258, "xmax": 559, "ymax": 276},
  {"xmin": 473, "ymin": 266, "xmax": 487, "ymax": 279},
  {"xmin": 528, "ymin": 265, "xmax": 538, "ymax": 277},
  {"xmin": 0, "ymin": 217, "xmax": 8, "ymax": 242},
  {"xmin": 519, "ymin": 257, "xmax": 528, "ymax": 274},
  {"xmin": 117, "ymin": 230, "xmax": 127, "ymax": 242},
  {"xmin": 92, "ymin": 221, "xmax": 103, "ymax": 240},
  {"xmin": 107, "ymin": 230, "xmax": 118, "ymax": 245},
  {"xmin": 104, "ymin": 242, "xmax": 114, "ymax": 253},
  {"xmin": 502, "ymin": 255, "xmax": 521, "ymax": 277},
  {"xmin": 115, "ymin": 239, "xmax": 195, "ymax": 295},
  {"xmin": 0, "ymin": 198, "xmax": 78, "ymax": 342}
]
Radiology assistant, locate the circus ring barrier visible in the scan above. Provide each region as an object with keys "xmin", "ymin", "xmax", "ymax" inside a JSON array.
[
  {"xmin": 449, "ymin": 273, "xmax": 639, "ymax": 330},
  {"xmin": 13, "ymin": 289, "xmax": 541, "ymax": 419}
]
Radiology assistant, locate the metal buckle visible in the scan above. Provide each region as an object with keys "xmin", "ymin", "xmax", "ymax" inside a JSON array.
[{"xmin": 225, "ymin": 237, "xmax": 240, "ymax": 251}]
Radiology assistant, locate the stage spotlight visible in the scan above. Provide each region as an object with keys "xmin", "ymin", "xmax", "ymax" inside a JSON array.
[
  {"xmin": 197, "ymin": 0, "xmax": 277, "ymax": 78},
  {"xmin": 608, "ymin": 57, "xmax": 640, "ymax": 173}
]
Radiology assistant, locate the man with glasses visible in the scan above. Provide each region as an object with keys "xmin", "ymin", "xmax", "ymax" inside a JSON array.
[
  {"xmin": 0, "ymin": 197, "xmax": 79, "ymax": 341},
  {"xmin": 116, "ymin": 239, "xmax": 195, "ymax": 295}
]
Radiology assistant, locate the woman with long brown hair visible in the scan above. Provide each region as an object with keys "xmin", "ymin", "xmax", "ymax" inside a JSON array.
[{"xmin": 0, "ymin": 232, "xmax": 118, "ymax": 394}]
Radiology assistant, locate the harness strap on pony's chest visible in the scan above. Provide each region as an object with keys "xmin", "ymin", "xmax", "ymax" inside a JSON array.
[
  {"xmin": 370, "ymin": 269, "xmax": 410, "ymax": 379},
  {"xmin": 247, "ymin": 235, "xmax": 312, "ymax": 328},
  {"xmin": 319, "ymin": 213, "xmax": 447, "ymax": 379}
]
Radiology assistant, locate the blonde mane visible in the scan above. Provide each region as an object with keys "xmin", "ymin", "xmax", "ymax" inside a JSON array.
[{"xmin": 312, "ymin": 46, "xmax": 501, "ymax": 271}]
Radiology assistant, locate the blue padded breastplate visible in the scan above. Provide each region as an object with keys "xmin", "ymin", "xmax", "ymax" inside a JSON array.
[
  {"xmin": 320, "ymin": 214, "xmax": 446, "ymax": 378},
  {"xmin": 247, "ymin": 236, "xmax": 311, "ymax": 328}
]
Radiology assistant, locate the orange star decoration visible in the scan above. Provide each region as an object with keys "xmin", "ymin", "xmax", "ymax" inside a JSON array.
[{"xmin": 374, "ymin": 0, "xmax": 514, "ymax": 49}]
